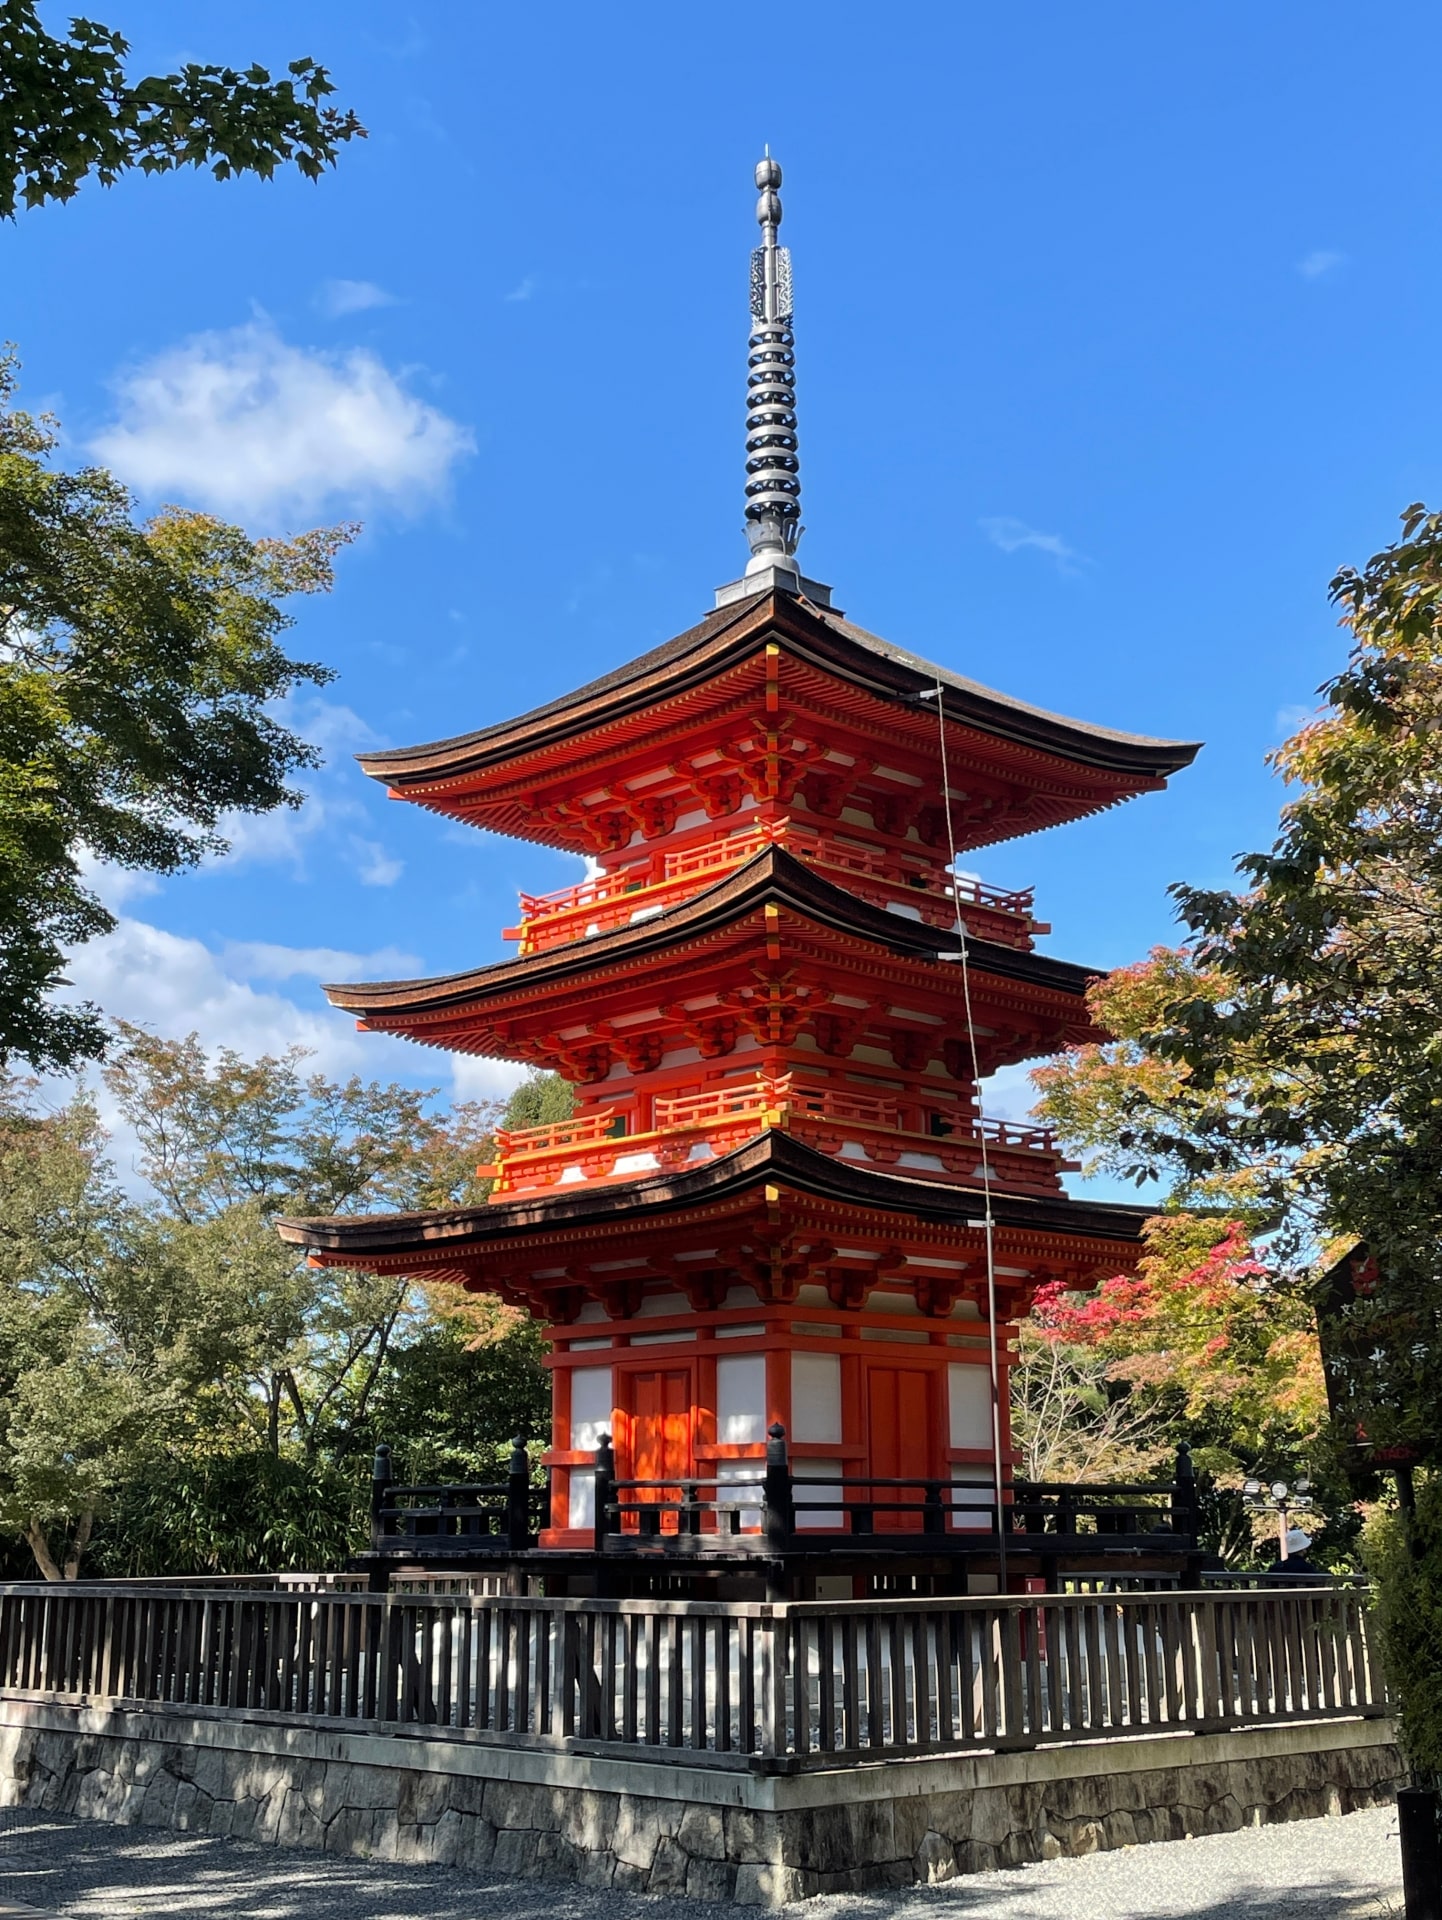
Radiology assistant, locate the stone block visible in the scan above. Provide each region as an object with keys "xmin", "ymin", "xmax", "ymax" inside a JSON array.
[
  {"xmin": 492, "ymin": 1827, "xmax": 541, "ymax": 1877},
  {"xmin": 724, "ymin": 1805, "xmax": 780, "ymax": 1866},
  {"xmin": 559, "ymin": 1786, "xmax": 618, "ymax": 1854},
  {"xmin": 1104, "ymin": 1808, "xmax": 1138, "ymax": 1849},
  {"xmin": 913, "ymin": 1830, "xmax": 957, "ymax": 1884},
  {"xmin": 456, "ymin": 1814, "xmax": 498, "ymax": 1873},
  {"xmin": 686, "ymin": 1856, "xmax": 737, "ymax": 1901},
  {"xmin": 277, "ymin": 1786, "xmax": 325, "ymax": 1851},
  {"xmin": 393, "ymin": 1822, "xmax": 435, "ymax": 1866},
  {"xmin": 323, "ymin": 1803, "xmax": 380, "ymax": 1859},
  {"xmin": 648, "ymin": 1834, "xmax": 690, "ymax": 1895},
  {"xmin": 969, "ymin": 1787, "xmax": 1022, "ymax": 1849},
  {"xmin": 140, "ymin": 1768, "xmax": 180, "ymax": 1825},
  {"xmin": 610, "ymin": 1794, "xmax": 661, "ymax": 1869},
  {"xmin": 572, "ymin": 1843, "xmax": 617, "ymax": 1889},
  {"xmin": 677, "ymin": 1801, "xmax": 726, "ymax": 1861},
  {"xmin": 398, "ymin": 1768, "xmax": 451, "ymax": 1830},
  {"xmin": 484, "ymin": 1778, "xmax": 563, "ymax": 1835},
  {"xmin": 736, "ymin": 1861, "xmax": 810, "ymax": 1907},
  {"xmin": 613, "ymin": 1861, "xmax": 650, "ymax": 1894},
  {"xmin": 72, "ymin": 1768, "xmax": 127, "ymax": 1825}
]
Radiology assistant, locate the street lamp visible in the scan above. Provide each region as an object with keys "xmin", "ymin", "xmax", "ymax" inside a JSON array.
[{"xmin": 1241, "ymin": 1476, "xmax": 1314, "ymax": 1561}]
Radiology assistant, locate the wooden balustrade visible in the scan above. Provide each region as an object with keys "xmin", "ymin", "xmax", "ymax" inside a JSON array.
[
  {"xmin": 595, "ymin": 1455, "xmax": 1195, "ymax": 1556},
  {"xmin": 367, "ymin": 1442, "xmax": 542, "ymax": 1561},
  {"xmin": 651, "ymin": 1076, "xmax": 783, "ymax": 1130},
  {"xmin": 0, "ymin": 1579, "xmax": 1385, "ymax": 1772},
  {"xmin": 485, "ymin": 1077, "xmax": 1062, "ymax": 1196},
  {"xmin": 504, "ymin": 828, "xmax": 1040, "ymax": 955}
]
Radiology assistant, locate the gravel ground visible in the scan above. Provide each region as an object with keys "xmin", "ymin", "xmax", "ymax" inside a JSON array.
[{"xmin": 0, "ymin": 1804, "xmax": 1405, "ymax": 1920}]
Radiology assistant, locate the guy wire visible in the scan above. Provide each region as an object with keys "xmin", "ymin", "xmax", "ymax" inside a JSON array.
[{"xmin": 930, "ymin": 676, "xmax": 1009, "ymax": 1592}]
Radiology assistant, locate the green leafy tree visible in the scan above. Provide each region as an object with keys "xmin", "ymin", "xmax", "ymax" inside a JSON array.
[
  {"xmin": 0, "ymin": 1083, "xmax": 166, "ymax": 1578},
  {"xmin": 0, "ymin": 364, "xmax": 355, "ymax": 1069},
  {"xmin": 1037, "ymin": 504, "xmax": 1442, "ymax": 1468},
  {"xmin": 501, "ymin": 1070, "xmax": 575, "ymax": 1132},
  {"xmin": 104, "ymin": 1023, "xmax": 501, "ymax": 1464},
  {"xmin": 1, "ymin": 0, "xmax": 363, "ymax": 217}
]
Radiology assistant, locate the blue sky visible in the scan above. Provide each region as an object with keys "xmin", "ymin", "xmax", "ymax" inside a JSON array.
[{"xmin": 11, "ymin": 2, "xmax": 1441, "ymax": 1173}]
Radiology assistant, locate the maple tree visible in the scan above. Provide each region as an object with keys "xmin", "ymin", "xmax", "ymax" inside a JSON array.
[{"xmin": 1, "ymin": 0, "xmax": 362, "ymax": 217}]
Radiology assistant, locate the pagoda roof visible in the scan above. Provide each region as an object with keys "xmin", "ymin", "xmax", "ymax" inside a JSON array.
[
  {"xmin": 277, "ymin": 1126, "xmax": 1150, "ymax": 1266},
  {"xmin": 358, "ymin": 590, "xmax": 1200, "ymax": 848},
  {"xmin": 320, "ymin": 844, "xmax": 1094, "ymax": 1031}
]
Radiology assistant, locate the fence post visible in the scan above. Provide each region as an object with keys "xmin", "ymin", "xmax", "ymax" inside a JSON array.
[
  {"xmin": 1398, "ymin": 1786, "xmax": 1442, "ymax": 1920},
  {"xmin": 757, "ymin": 1607, "xmax": 786, "ymax": 1765},
  {"xmin": 506, "ymin": 1436, "xmax": 532, "ymax": 1549},
  {"xmin": 764, "ymin": 1424, "xmax": 794, "ymax": 1551},
  {"xmin": 592, "ymin": 1433, "xmax": 617, "ymax": 1552},
  {"xmin": 924, "ymin": 1480, "xmax": 944, "ymax": 1537},
  {"xmin": 370, "ymin": 1444, "xmax": 394, "ymax": 1553}
]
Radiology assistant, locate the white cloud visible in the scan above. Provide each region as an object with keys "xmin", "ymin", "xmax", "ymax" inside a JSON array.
[
  {"xmin": 977, "ymin": 1062, "xmax": 1042, "ymax": 1127},
  {"xmin": 1297, "ymin": 250, "xmax": 1346, "ymax": 280},
  {"xmin": 50, "ymin": 918, "xmax": 470, "ymax": 1191},
  {"xmin": 204, "ymin": 698, "xmax": 405, "ymax": 893},
  {"xmin": 217, "ymin": 941, "xmax": 422, "ymax": 984},
  {"xmin": 505, "ymin": 276, "xmax": 536, "ymax": 303},
  {"xmin": 61, "ymin": 919, "xmax": 424, "ymax": 1079},
  {"xmin": 316, "ymin": 278, "xmax": 398, "ymax": 317},
  {"xmin": 91, "ymin": 321, "xmax": 474, "ymax": 524},
  {"xmin": 979, "ymin": 517, "xmax": 1086, "ymax": 575},
  {"xmin": 452, "ymin": 1051, "xmax": 529, "ymax": 1104},
  {"xmin": 352, "ymin": 839, "xmax": 405, "ymax": 887}
]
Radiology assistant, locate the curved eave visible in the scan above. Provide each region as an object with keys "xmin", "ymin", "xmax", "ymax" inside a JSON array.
[
  {"xmin": 359, "ymin": 592, "xmax": 1200, "ymax": 793},
  {"xmin": 319, "ymin": 845, "xmax": 1097, "ymax": 1021},
  {"xmin": 277, "ymin": 1128, "xmax": 1151, "ymax": 1259}
]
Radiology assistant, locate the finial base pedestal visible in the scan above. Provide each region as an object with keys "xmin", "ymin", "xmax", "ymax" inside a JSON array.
[{"xmin": 715, "ymin": 562, "xmax": 833, "ymax": 610}]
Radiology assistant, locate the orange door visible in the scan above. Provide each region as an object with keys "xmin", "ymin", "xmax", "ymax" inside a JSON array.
[
  {"xmin": 629, "ymin": 1368, "xmax": 691, "ymax": 1533},
  {"xmin": 867, "ymin": 1365, "xmax": 934, "ymax": 1530}
]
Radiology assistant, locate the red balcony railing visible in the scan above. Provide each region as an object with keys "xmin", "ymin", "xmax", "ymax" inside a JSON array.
[
  {"xmin": 480, "ymin": 1075, "xmax": 1069, "ymax": 1199},
  {"xmin": 502, "ymin": 826, "xmax": 1043, "ymax": 955}
]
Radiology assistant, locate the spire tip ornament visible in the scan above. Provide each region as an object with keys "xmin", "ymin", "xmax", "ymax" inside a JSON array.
[{"xmin": 715, "ymin": 154, "xmax": 832, "ymax": 611}]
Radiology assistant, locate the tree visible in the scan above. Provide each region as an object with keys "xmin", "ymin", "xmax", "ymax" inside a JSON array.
[
  {"xmin": 0, "ymin": 1031, "xmax": 534, "ymax": 1578},
  {"xmin": 1, "ymin": 0, "xmax": 363, "ymax": 217},
  {"xmin": 500, "ymin": 1070, "xmax": 575, "ymax": 1132},
  {"xmin": 103, "ymin": 1023, "xmax": 502, "ymax": 1465},
  {"xmin": 0, "ymin": 364, "xmax": 354, "ymax": 1069},
  {"xmin": 1037, "ymin": 504, "xmax": 1442, "ymax": 1470},
  {"xmin": 0, "ymin": 1082, "xmax": 164, "ymax": 1578}
]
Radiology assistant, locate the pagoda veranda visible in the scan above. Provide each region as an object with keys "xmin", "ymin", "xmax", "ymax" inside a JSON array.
[{"xmin": 278, "ymin": 160, "xmax": 1200, "ymax": 1596}]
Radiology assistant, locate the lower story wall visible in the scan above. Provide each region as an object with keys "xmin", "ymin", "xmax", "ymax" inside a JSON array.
[{"xmin": 0, "ymin": 1695, "xmax": 1401, "ymax": 1905}]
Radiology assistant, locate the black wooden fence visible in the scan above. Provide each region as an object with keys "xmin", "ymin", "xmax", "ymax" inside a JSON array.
[{"xmin": 0, "ymin": 1580, "xmax": 1384, "ymax": 1772}]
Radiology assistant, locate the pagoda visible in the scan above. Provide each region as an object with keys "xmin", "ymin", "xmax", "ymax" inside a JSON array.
[{"xmin": 279, "ymin": 158, "xmax": 1199, "ymax": 1594}]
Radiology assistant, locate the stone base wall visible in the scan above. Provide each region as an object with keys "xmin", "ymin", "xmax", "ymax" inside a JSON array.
[{"xmin": 0, "ymin": 1695, "xmax": 1402, "ymax": 1906}]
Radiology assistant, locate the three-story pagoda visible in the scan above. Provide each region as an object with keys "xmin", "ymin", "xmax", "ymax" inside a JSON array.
[{"xmin": 279, "ymin": 159, "xmax": 1199, "ymax": 1593}]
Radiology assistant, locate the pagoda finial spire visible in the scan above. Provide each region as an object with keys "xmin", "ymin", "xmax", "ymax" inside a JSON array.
[
  {"xmin": 715, "ymin": 154, "xmax": 831, "ymax": 610},
  {"xmin": 744, "ymin": 153, "xmax": 800, "ymax": 572}
]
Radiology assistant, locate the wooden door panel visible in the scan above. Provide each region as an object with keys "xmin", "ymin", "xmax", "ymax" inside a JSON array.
[
  {"xmin": 629, "ymin": 1367, "xmax": 691, "ymax": 1533},
  {"xmin": 866, "ymin": 1365, "xmax": 933, "ymax": 1530}
]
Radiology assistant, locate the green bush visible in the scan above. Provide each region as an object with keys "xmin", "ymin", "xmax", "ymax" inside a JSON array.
[{"xmin": 92, "ymin": 1449, "xmax": 363, "ymax": 1577}]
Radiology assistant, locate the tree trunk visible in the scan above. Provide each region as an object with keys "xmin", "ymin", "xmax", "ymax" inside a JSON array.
[
  {"xmin": 63, "ymin": 1508, "xmax": 95, "ymax": 1581},
  {"xmin": 25, "ymin": 1520, "xmax": 63, "ymax": 1583}
]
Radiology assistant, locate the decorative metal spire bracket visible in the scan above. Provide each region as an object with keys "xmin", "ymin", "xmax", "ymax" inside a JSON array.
[{"xmin": 715, "ymin": 155, "xmax": 832, "ymax": 611}]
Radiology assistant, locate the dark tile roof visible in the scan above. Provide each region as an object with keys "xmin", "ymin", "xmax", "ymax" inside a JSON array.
[
  {"xmin": 277, "ymin": 1127, "xmax": 1151, "ymax": 1256},
  {"xmin": 320, "ymin": 845, "xmax": 1096, "ymax": 1017},
  {"xmin": 359, "ymin": 590, "xmax": 1200, "ymax": 784}
]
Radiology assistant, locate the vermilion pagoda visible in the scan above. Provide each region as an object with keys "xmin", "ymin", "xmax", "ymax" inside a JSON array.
[{"xmin": 279, "ymin": 159, "xmax": 1199, "ymax": 1593}]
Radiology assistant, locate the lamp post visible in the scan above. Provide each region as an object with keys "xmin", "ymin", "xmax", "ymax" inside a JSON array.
[{"xmin": 1241, "ymin": 1476, "xmax": 1314, "ymax": 1561}]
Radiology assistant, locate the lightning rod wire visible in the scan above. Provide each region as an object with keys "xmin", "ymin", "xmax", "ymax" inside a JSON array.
[{"xmin": 928, "ymin": 677, "xmax": 1009, "ymax": 1592}]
